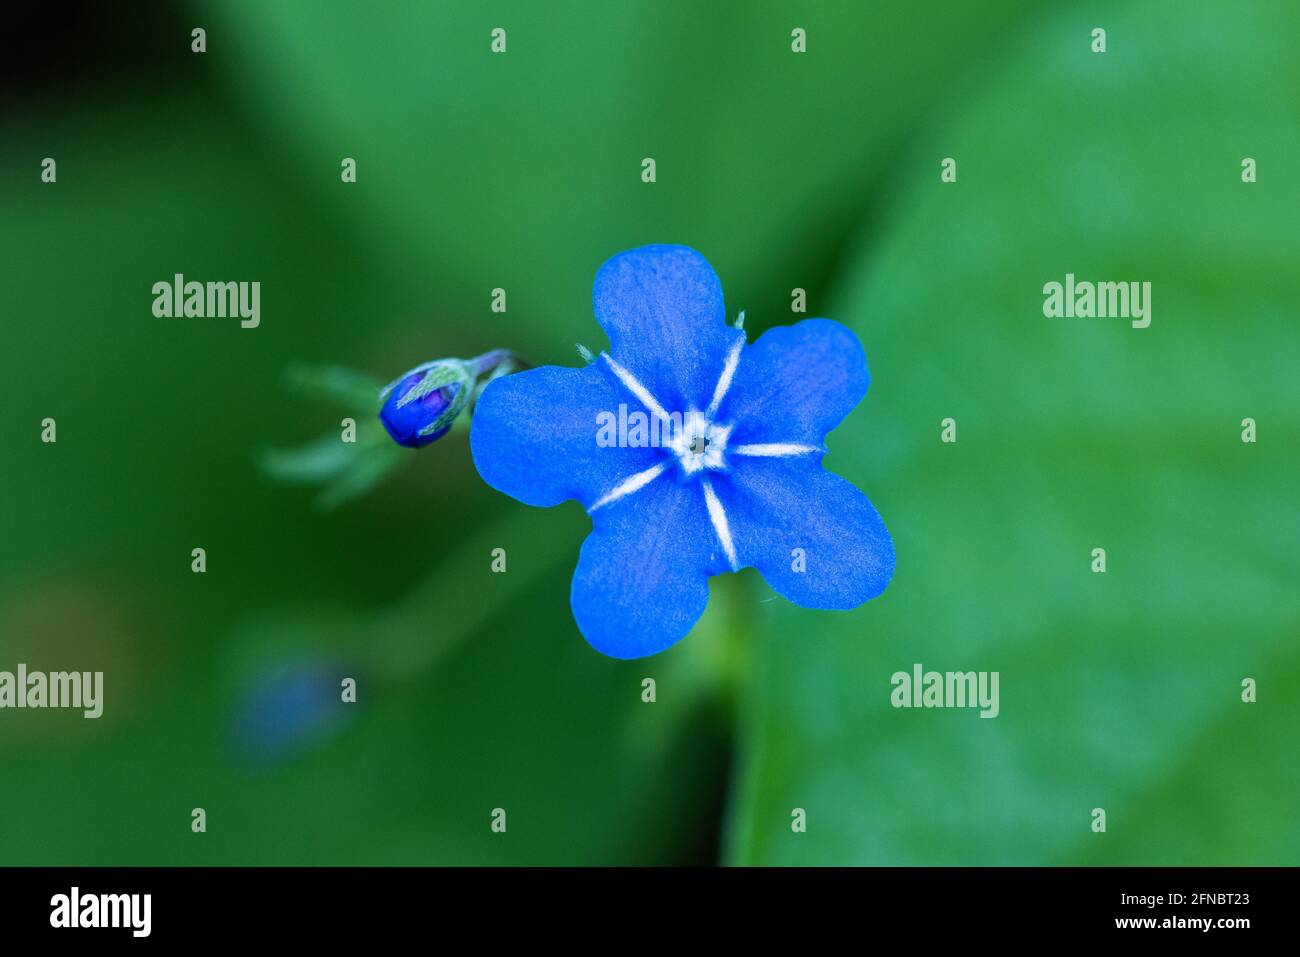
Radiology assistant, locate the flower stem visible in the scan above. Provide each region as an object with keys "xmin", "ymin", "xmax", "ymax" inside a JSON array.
[{"xmin": 471, "ymin": 349, "xmax": 531, "ymax": 377}]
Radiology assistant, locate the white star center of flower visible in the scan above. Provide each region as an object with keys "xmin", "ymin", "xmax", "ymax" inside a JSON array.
[{"xmin": 668, "ymin": 409, "xmax": 731, "ymax": 475}]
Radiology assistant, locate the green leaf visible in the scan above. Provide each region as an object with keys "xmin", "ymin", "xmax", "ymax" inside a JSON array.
[
  {"xmin": 198, "ymin": 0, "xmax": 1041, "ymax": 356},
  {"xmin": 727, "ymin": 1, "xmax": 1300, "ymax": 865},
  {"xmin": 258, "ymin": 433, "xmax": 360, "ymax": 485},
  {"xmin": 285, "ymin": 363, "xmax": 384, "ymax": 412},
  {"xmin": 316, "ymin": 442, "xmax": 407, "ymax": 509}
]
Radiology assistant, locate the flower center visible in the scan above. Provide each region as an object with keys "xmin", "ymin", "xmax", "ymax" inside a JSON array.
[{"xmin": 669, "ymin": 409, "xmax": 731, "ymax": 475}]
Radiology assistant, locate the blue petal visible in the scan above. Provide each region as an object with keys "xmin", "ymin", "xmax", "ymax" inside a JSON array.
[
  {"xmin": 593, "ymin": 244, "xmax": 743, "ymax": 412},
  {"xmin": 720, "ymin": 318, "xmax": 868, "ymax": 446},
  {"xmin": 471, "ymin": 363, "xmax": 662, "ymax": 509},
  {"xmin": 571, "ymin": 474, "xmax": 731, "ymax": 658},
  {"xmin": 717, "ymin": 456, "xmax": 894, "ymax": 609}
]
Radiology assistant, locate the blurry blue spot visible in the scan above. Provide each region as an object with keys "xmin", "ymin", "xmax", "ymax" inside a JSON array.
[{"xmin": 233, "ymin": 661, "xmax": 353, "ymax": 764}]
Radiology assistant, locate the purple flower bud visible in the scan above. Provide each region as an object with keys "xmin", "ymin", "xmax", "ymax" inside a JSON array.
[{"xmin": 379, "ymin": 370, "xmax": 462, "ymax": 448}]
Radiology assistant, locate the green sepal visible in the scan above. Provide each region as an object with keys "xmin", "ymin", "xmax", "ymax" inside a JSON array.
[
  {"xmin": 285, "ymin": 362, "xmax": 385, "ymax": 411},
  {"xmin": 395, "ymin": 360, "xmax": 471, "ymax": 410},
  {"xmin": 417, "ymin": 380, "xmax": 473, "ymax": 437}
]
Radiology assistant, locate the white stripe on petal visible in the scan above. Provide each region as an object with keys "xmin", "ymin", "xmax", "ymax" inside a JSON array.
[
  {"xmin": 701, "ymin": 477, "xmax": 738, "ymax": 570},
  {"xmin": 705, "ymin": 336, "xmax": 745, "ymax": 419},
  {"xmin": 588, "ymin": 461, "xmax": 670, "ymax": 512},
  {"xmin": 601, "ymin": 354, "xmax": 671, "ymax": 422},
  {"xmin": 731, "ymin": 443, "xmax": 822, "ymax": 458}
]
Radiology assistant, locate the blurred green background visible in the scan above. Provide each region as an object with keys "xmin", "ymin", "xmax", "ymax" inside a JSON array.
[{"xmin": 2, "ymin": 0, "xmax": 1296, "ymax": 865}]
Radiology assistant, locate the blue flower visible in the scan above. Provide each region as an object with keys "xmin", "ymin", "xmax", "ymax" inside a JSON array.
[
  {"xmin": 470, "ymin": 244, "xmax": 894, "ymax": 659},
  {"xmin": 380, "ymin": 368, "xmax": 463, "ymax": 447},
  {"xmin": 232, "ymin": 660, "xmax": 349, "ymax": 763}
]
